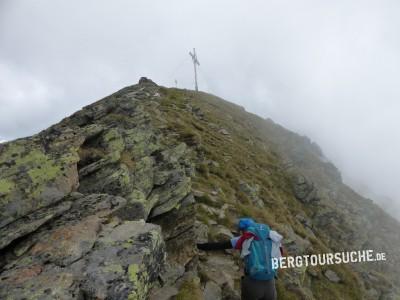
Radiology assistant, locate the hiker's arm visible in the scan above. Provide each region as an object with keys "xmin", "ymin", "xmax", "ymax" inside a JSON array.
[
  {"xmin": 197, "ymin": 240, "xmax": 232, "ymax": 251},
  {"xmin": 280, "ymin": 245, "xmax": 287, "ymax": 256}
]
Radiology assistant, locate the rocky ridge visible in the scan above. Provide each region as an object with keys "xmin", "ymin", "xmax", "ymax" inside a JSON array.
[{"xmin": 0, "ymin": 78, "xmax": 399, "ymax": 299}]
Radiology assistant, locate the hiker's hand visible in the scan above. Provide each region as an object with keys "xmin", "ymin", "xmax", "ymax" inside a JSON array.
[
  {"xmin": 197, "ymin": 243, "xmax": 211, "ymax": 251},
  {"xmin": 197, "ymin": 241, "xmax": 232, "ymax": 251}
]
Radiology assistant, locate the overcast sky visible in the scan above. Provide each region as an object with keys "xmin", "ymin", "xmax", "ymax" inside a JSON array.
[{"xmin": 1, "ymin": 0, "xmax": 399, "ymax": 218}]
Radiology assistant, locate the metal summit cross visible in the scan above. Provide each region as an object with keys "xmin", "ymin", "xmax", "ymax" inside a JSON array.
[{"xmin": 189, "ymin": 48, "xmax": 200, "ymax": 91}]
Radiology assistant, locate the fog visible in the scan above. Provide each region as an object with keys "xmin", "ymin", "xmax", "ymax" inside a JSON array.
[{"xmin": 1, "ymin": 0, "xmax": 399, "ymax": 218}]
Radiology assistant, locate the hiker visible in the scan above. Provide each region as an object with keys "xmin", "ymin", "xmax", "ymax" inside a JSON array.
[{"xmin": 197, "ymin": 218, "xmax": 283, "ymax": 300}]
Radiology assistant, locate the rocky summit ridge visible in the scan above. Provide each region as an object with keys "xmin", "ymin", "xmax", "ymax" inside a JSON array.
[{"xmin": 0, "ymin": 78, "xmax": 399, "ymax": 299}]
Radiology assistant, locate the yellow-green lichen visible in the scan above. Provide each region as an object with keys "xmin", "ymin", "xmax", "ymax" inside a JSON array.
[
  {"xmin": 16, "ymin": 150, "xmax": 61, "ymax": 185},
  {"xmin": 127, "ymin": 263, "xmax": 149, "ymax": 300},
  {"xmin": 109, "ymin": 165, "xmax": 131, "ymax": 191},
  {"xmin": 0, "ymin": 142, "xmax": 25, "ymax": 164},
  {"xmin": 128, "ymin": 264, "xmax": 139, "ymax": 285},
  {"xmin": 0, "ymin": 179, "xmax": 15, "ymax": 194},
  {"xmin": 60, "ymin": 148, "xmax": 81, "ymax": 165},
  {"xmin": 103, "ymin": 128, "xmax": 125, "ymax": 153}
]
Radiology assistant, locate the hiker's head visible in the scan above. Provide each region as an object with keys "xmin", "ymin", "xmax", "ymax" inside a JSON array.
[{"xmin": 238, "ymin": 218, "xmax": 255, "ymax": 232}]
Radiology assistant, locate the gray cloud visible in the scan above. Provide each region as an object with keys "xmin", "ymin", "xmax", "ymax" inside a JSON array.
[{"xmin": 1, "ymin": 0, "xmax": 399, "ymax": 216}]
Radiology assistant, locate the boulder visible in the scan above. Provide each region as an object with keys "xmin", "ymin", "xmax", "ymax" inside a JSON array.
[
  {"xmin": 82, "ymin": 221, "xmax": 165, "ymax": 299},
  {"xmin": 292, "ymin": 174, "xmax": 319, "ymax": 204}
]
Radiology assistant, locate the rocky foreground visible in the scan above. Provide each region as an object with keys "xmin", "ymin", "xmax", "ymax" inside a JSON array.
[{"xmin": 0, "ymin": 78, "xmax": 399, "ymax": 299}]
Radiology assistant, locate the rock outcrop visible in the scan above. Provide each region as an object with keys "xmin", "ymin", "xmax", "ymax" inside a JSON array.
[{"xmin": 0, "ymin": 78, "xmax": 192, "ymax": 299}]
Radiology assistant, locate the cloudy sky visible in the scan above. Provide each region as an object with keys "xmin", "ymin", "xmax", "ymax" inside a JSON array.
[{"xmin": 1, "ymin": 0, "xmax": 399, "ymax": 217}]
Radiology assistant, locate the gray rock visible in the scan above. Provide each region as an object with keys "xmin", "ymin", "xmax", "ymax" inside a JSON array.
[
  {"xmin": 307, "ymin": 267, "xmax": 319, "ymax": 278},
  {"xmin": 0, "ymin": 268, "xmax": 80, "ymax": 300},
  {"xmin": 324, "ymin": 269, "xmax": 341, "ymax": 283},
  {"xmin": 159, "ymin": 262, "xmax": 185, "ymax": 286},
  {"xmin": 199, "ymin": 255, "xmax": 240, "ymax": 290},
  {"xmin": 149, "ymin": 286, "xmax": 179, "ymax": 300},
  {"xmin": 82, "ymin": 221, "xmax": 165, "ymax": 299},
  {"xmin": 148, "ymin": 173, "xmax": 191, "ymax": 218},
  {"xmin": 194, "ymin": 221, "xmax": 209, "ymax": 244},
  {"xmin": 181, "ymin": 193, "xmax": 195, "ymax": 207},
  {"xmin": 29, "ymin": 215, "xmax": 101, "ymax": 267},
  {"xmin": 292, "ymin": 174, "xmax": 319, "ymax": 203},
  {"xmin": 0, "ymin": 201, "xmax": 72, "ymax": 250},
  {"xmin": 239, "ymin": 181, "xmax": 264, "ymax": 207},
  {"xmin": 192, "ymin": 107, "xmax": 205, "ymax": 119},
  {"xmin": 281, "ymin": 225, "xmax": 311, "ymax": 255},
  {"xmin": 204, "ymin": 280, "xmax": 222, "ymax": 300},
  {"xmin": 218, "ymin": 129, "xmax": 230, "ymax": 135},
  {"xmin": 212, "ymin": 225, "xmax": 234, "ymax": 241}
]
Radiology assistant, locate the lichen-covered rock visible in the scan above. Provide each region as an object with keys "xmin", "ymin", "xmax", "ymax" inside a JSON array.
[
  {"xmin": 152, "ymin": 204, "xmax": 198, "ymax": 267},
  {"xmin": 30, "ymin": 215, "xmax": 101, "ymax": 267},
  {"xmin": 81, "ymin": 221, "xmax": 165, "ymax": 299},
  {"xmin": 0, "ymin": 268, "xmax": 81, "ymax": 300},
  {"xmin": 0, "ymin": 139, "xmax": 80, "ymax": 231},
  {"xmin": 0, "ymin": 219, "xmax": 165, "ymax": 300},
  {"xmin": 0, "ymin": 201, "xmax": 72, "ymax": 250}
]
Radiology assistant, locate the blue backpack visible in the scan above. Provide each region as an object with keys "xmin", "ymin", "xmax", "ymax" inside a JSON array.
[{"xmin": 244, "ymin": 223, "xmax": 275, "ymax": 280}]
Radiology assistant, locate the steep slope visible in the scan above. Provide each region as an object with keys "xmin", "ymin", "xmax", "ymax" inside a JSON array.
[{"xmin": 0, "ymin": 78, "xmax": 399, "ymax": 299}]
